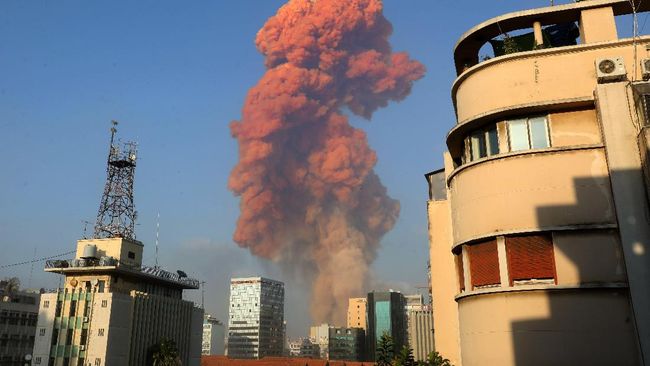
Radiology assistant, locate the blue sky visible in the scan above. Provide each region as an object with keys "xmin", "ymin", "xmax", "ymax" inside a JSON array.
[{"xmin": 0, "ymin": 0, "xmax": 635, "ymax": 336}]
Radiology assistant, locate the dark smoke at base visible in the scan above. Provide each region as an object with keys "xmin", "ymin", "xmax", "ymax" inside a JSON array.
[{"xmin": 228, "ymin": 0, "xmax": 425, "ymax": 324}]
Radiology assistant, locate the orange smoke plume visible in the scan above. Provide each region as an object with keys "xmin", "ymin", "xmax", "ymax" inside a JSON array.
[{"xmin": 229, "ymin": 0, "xmax": 425, "ymax": 324}]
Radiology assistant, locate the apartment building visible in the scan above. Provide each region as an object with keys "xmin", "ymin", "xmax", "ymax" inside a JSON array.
[
  {"xmin": 346, "ymin": 298, "xmax": 367, "ymax": 331},
  {"xmin": 427, "ymin": 1, "xmax": 650, "ymax": 365},
  {"xmin": 203, "ymin": 314, "xmax": 225, "ymax": 356},
  {"xmin": 0, "ymin": 289, "xmax": 39, "ymax": 366}
]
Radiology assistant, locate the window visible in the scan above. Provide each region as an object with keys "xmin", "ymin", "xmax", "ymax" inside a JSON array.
[
  {"xmin": 69, "ymin": 300, "xmax": 77, "ymax": 316},
  {"xmin": 507, "ymin": 116, "xmax": 550, "ymax": 151},
  {"xmin": 55, "ymin": 301, "xmax": 62, "ymax": 317},
  {"xmin": 95, "ymin": 358, "xmax": 102, "ymax": 366},
  {"xmin": 97, "ymin": 280, "xmax": 105, "ymax": 293},
  {"xmin": 98, "ymin": 328, "xmax": 105, "ymax": 337},
  {"xmin": 101, "ymin": 300, "xmax": 108, "ymax": 308},
  {"xmin": 39, "ymin": 328, "xmax": 46, "ymax": 336},
  {"xmin": 455, "ymin": 253, "xmax": 465, "ymax": 292},
  {"xmin": 468, "ymin": 239, "xmax": 500, "ymax": 289},
  {"xmin": 465, "ymin": 124, "xmax": 499, "ymax": 162},
  {"xmin": 506, "ymin": 233, "xmax": 556, "ymax": 285},
  {"xmin": 34, "ymin": 357, "xmax": 41, "ymax": 364},
  {"xmin": 128, "ymin": 251, "xmax": 135, "ymax": 259},
  {"xmin": 43, "ymin": 300, "xmax": 49, "ymax": 308}
]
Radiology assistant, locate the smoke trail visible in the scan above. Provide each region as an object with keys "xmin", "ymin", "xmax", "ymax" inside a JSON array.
[{"xmin": 229, "ymin": 0, "xmax": 425, "ymax": 324}]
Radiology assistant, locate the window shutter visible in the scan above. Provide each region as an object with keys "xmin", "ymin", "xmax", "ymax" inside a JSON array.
[
  {"xmin": 468, "ymin": 240, "xmax": 500, "ymax": 288},
  {"xmin": 455, "ymin": 254, "xmax": 465, "ymax": 291},
  {"xmin": 506, "ymin": 234, "xmax": 556, "ymax": 285}
]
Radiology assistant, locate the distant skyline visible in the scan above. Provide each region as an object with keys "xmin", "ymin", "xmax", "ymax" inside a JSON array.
[{"xmin": 0, "ymin": 0, "xmax": 639, "ymax": 337}]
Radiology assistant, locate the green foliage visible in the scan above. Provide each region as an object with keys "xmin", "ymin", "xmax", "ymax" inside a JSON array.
[
  {"xmin": 503, "ymin": 34, "xmax": 519, "ymax": 55},
  {"xmin": 376, "ymin": 333, "xmax": 395, "ymax": 366},
  {"xmin": 423, "ymin": 351, "xmax": 452, "ymax": 366},
  {"xmin": 394, "ymin": 345, "xmax": 415, "ymax": 366},
  {"xmin": 149, "ymin": 338, "xmax": 181, "ymax": 366}
]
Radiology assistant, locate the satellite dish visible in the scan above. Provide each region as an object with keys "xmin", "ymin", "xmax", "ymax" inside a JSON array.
[{"xmin": 24, "ymin": 355, "xmax": 32, "ymax": 361}]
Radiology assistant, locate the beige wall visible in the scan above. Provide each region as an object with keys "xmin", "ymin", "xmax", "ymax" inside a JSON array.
[
  {"xmin": 449, "ymin": 148, "xmax": 615, "ymax": 246},
  {"xmin": 548, "ymin": 109, "xmax": 602, "ymax": 147},
  {"xmin": 76, "ymin": 238, "xmax": 143, "ymax": 268},
  {"xmin": 407, "ymin": 309, "xmax": 435, "ymax": 362},
  {"xmin": 427, "ymin": 198, "xmax": 461, "ymax": 365},
  {"xmin": 579, "ymin": 6, "xmax": 618, "ymax": 44},
  {"xmin": 452, "ymin": 37, "xmax": 650, "ymax": 125},
  {"xmin": 346, "ymin": 298, "xmax": 367, "ymax": 330},
  {"xmin": 458, "ymin": 290, "xmax": 638, "ymax": 366}
]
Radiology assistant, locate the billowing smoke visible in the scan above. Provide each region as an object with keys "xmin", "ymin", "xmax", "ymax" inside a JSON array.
[{"xmin": 229, "ymin": 0, "xmax": 425, "ymax": 324}]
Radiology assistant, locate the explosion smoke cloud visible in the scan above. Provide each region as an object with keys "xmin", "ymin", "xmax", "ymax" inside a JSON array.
[{"xmin": 229, "ymin": 0, "xmax": 425, "ymax": 324}]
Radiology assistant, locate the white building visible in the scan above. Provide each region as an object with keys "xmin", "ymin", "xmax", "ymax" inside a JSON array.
[
  {"xmin": 202, "ymin": 314, "xmax": 225, "ymax": 355},
  {"xmin": 31, "ymin": 238, "xmax": 203, "ymax": 366},
  {"xmin": 227, "ymin": 277, "xmax": 284, "ymax": 359},
  {"xmin": 288, "ymin": 338, "xmax": 319, "ymax": 358}
]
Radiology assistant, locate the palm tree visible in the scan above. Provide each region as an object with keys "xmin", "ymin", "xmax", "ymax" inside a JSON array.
[
  {"xmin": 394, "ymin": 345, "xmax": 415, "ymax": 366},
  {"xmin": 424, "ymin": 351, "xmax": 452, "ymax": 366},
  {"xmin": 148, "ymin": 338, "xmax": 181, "ymax": 366}
]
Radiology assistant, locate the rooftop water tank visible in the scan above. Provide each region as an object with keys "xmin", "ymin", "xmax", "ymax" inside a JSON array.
[{"xmin": 82, "ymin": 244, "xmax": 97, "ymax": 259}]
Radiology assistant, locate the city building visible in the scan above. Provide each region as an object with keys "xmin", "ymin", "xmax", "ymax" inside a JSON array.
[
  {"xmin": 426, "ymin": 1, "xmax": 650, "ymax": 365},
  {"xmin": 327, "ymin": 327, "xmax": 365, "ymax": 361},
  {"xmin": 0, "ymin": 284, "xmax": 39, "ymax": 366},
  {"xmin": 227, "ymin": 277, "xmax": 284, "ymax": 359},
  {"xmin": 366, "ymin": 291, "xmax": 406, "ymax": 361},
  {"xmin": 403, "ymin": 295, "xmax": 434, "ymax": 362},
  {"xmin": 31, "ymin": 125, "xmax": 203, "ymax": 366},
  {"xmin": 346, "ymin": 298, "xmax": 367, "ymax": 331},
  {"xmin": 31, "ymin": 238, "xmax": 203, "ymax": 366},
  {"xmin": 288, "ymin": 338, "xmax": 319, "ymax": 358},
  {"xmin": 309, "ymin": 323, "xmax": 330, "ymax": 359},
  {"xmin": 203, "ymin": 314, "xmax": 225, "ymax": 356}
]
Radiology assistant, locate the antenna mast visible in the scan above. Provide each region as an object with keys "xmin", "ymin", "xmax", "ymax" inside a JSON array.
[
  {"xmin": 155, "ymin": 212, "xmax": 160, "ymax": 268},
  {"xmin": 94, "ymin": 120, "xmax": 138, "ymax": 240}
]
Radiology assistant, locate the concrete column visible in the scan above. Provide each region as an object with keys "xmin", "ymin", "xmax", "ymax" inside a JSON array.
[
  {"xmin": 496, "ymin": 236, "xmax": 510, "ymax": 287},
  {"xmin": 533, "ymin": 21, "xmax": 544, "ymax": 48},
  {"xmin": 580, "ymin": 7, "xmax": 618, "ymax": 44},
  {"xmin": 595, "ymin": 82, "xmax": 650, "ymax": 365}
]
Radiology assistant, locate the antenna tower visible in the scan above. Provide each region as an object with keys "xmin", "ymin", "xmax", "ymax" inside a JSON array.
[{"xmin": 94, "ymin": 121, "xmax": 138, "ymax": 240}]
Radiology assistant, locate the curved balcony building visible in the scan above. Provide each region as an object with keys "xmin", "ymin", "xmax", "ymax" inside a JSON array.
[{"xmin": 427, "ymin": 1, "xmax": 650, "ymax": 365}]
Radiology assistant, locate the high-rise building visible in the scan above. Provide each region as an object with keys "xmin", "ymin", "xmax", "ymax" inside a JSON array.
[
  {"xmin": 32, "ymin": 238, "xmax": 203, "ymax": 366},
  {"xmin": 0, "ymin": 285, "xmax": 39, "ymax": 366},
  {"xmin": 427, "ymin": 1, "xmax": 650, "ymax": 365},
  {"xmin": 346, "ymin": 298, "xmax": 367, "ymax": 331},
  {"xmin": 328, "ymin": 327, "xmax": 365, "ymax": 361},
  {"xmin": 203, "ymin": 314, "xmax": 225, "ymax": 356},
  {"xmin": 403, "ymin": 295, "xmax": 434, "ymax": 362},
  {"xmin": 227, "ymin": 277, "xmax": 284, "ymax": 359},
  {"xmin": 366, "ymin": 291, "xmax": 406, "ymax": 361}
]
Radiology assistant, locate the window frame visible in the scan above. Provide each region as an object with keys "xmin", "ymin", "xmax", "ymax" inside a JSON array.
[
  {"xmin": 505, "ymin": 233, "xmax": 557, "ymax": 286},
  {"xmin": 467, "ymin": 239, "xmax": 501, "ymax": 289},
  {"xmin": 464, "ymin": 124, "xmax": 500, "ymax": 163},
  {"xmin": 506, "ymin": 115, "xmax": 551, "ymax": 152}
]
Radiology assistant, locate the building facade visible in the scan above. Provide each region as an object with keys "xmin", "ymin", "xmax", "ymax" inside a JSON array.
[
  {"xmin": 203, "ymin": 315, "xmax": 225, "ymax": 356},
  {"xmin": 328, "ymin": 327, "xmax": 365, "ymax": 361},
  {"xmin": 366, "ymin": 291, "xmax": 406, "ymax": 361},
  {"xmin": 288, "ymin": 338, "xmax": 319, "ymax": 358},
  {"xmin": 403, "ymin": 294, "xmax": 434, "ymax": 362},
  {"xmin": 346, "ymin": 298, "xmax": 367, "ymax": 331},
  {"xmin": 31, "ymin": 238, "xmax": 203, "ymax": 366},
  {"xmin": 427, "ymin": 1, "xmax": 650, "ymax": 365},
  {"xmin": 309, "ymin": 323, "xmax": 330, "ymax": 359},
  {"xmin": 0, "ymin": 289, "xmax": 39, "ymax": 366},
  {"xmin": 227, "ymin": 277, "xmax": 284, "ymax": 359}
]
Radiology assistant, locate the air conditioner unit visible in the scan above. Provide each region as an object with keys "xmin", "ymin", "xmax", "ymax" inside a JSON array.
[
  {"xmin": 83, "ymin": 316, "xmax": 89, "ymax": 323},
  {"xmin": 596, "ymin": 57, "xmax": 627, "ymax": 83},
  {"xmin": 80, "ymin": 345, "xmax": 86, "ymax": 351},
  {"xmin": 642, "ymin": 58, "xmax": 650, "ymax": 80}
]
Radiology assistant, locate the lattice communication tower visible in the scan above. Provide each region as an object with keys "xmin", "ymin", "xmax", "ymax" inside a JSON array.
[{"xmin": 94, "ymin": 121, "xmax": 138, "ymax": 240}]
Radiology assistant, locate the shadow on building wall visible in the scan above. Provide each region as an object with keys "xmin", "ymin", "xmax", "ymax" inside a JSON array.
[{"xmin": 508, "ymin": 171, "xmax": 649, "ymax": 365}]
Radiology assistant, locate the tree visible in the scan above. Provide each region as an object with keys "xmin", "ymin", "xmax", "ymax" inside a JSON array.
[
  {"xmin": 148, "ymin": 338, "xmax": 181, "ymax": 366},
  {"xmin": 376, "ymin": 333, "xmax": 394, "ymax": 366},
  {"xmin": 394, "ymin": 345, "xmax": 415, "ymax": 366},
  {"xmin": 424, "ymin": 351, "xmax": 452, "ymax": 366}
]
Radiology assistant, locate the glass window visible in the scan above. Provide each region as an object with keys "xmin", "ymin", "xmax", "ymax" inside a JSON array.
[
  {"xmin": 487, "ymin": 126, "xmax": 499, "ymax": 156},
  {"xmin": 470, "ymin": 131, "xmax": 486, "ymax": 160},
  {"xmin": 508, "ymin": 119, "xmax": 530, "ymax": 151},
  {"xmin": 529, "ymin": 116, "xmax": 550, "ymax": 149}
]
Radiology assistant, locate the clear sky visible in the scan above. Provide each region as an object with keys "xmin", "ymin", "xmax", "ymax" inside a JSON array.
[{"xmin": 0, "ymin": 0, "xmax": 637, "ymax": 337}]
